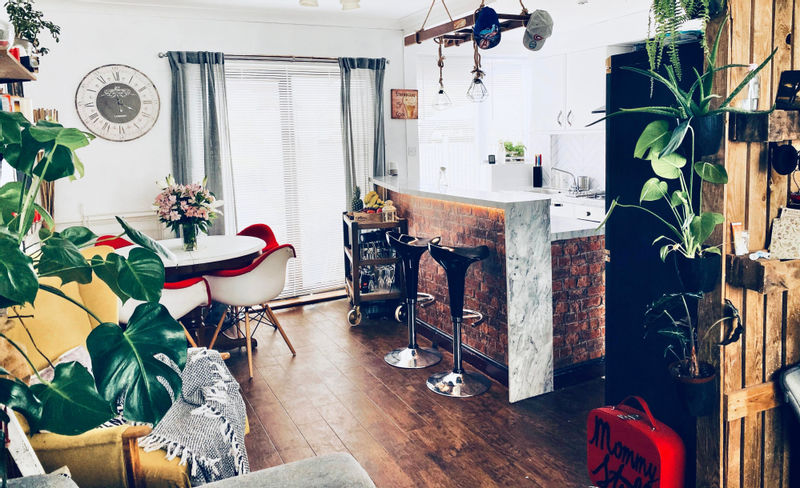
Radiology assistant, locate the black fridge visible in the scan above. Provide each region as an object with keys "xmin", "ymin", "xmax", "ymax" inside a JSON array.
[{"xmin": 604, "ymin": 41, "xmax": 704, "ymax": 484}]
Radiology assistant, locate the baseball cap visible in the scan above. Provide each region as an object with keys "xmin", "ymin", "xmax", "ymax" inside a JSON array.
[
  {"xmin": 473, "ymin": 6, "xmax": 501, "ymax": 49},
  {"xmin": 523, "ymin": 10, "xmax": 554, "ymax": 51}
]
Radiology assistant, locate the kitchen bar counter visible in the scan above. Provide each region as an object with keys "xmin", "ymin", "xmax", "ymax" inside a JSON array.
[{"xmin": 373, "ymin": 176, "xmax": 554, "ymax": 402}]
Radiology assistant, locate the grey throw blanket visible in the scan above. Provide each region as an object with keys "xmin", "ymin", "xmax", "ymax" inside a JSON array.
[{"xmin": 139, "ymin": 348, "xmax": 249, "ymax": 485}]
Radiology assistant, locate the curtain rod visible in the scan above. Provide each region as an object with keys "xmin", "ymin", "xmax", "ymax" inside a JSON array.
[{"xmin": 157, "ymin": 53, "xmax": 389, "ymax": 64}]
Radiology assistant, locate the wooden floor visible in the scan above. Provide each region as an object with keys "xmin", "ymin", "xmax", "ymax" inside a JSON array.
[{"xmin": 225, "ymin": 299, "xmax": 603, "ymax": 488}]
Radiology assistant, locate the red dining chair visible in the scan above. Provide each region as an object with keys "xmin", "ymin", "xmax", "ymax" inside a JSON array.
[
  {"xmin": 95, "ymin": 235, "xmax": 205, "ymax": 347},
  {"xmin": 237, "ymin": 224, "xmax": 279, "ymax": 252},
  {"xmin": 204, "ymin": 244, "xmax": 297, "ymax": 378}
]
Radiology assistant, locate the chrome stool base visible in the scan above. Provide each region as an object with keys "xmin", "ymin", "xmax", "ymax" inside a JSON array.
[
  {"xmin": 426, "ymin": 370, "xmax": 491, "ymax": 398},
  {"xmin": 384, "ymin": 346, "xmax": 442, "ymax": 369}
]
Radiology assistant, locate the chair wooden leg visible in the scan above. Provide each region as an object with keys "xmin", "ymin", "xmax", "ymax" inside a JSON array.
[
  {"xmin": 266, "ymin": 305, "xmax": 296, "ymax": 356},
  {"xmin": 182, "ymin": 325, "xmax": 198, "ymax": 348},
  {"xmin": 208, "ymin": 308, "xmax": 227, "ymax": 350},
  {"xmin": 245, "ymin": 309, "xmax": 253, "ymax": 379}
]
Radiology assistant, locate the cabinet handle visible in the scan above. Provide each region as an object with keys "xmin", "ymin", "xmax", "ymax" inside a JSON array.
[
  {"xmin": 557, "ymin": 110, "xmax": 563, "ymax": 127},
  {"xmin": 567, "ymin": 110, "xmax": 574, "ymax": 127}
]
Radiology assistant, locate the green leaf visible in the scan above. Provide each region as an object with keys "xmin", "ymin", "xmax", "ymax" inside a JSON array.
[
  {"xmin": 37, "ymin": 237, "xmax": 93, "ymax": 285},
  {"xmin": 55, "ymin": 128, "xmax": 93, "ymax": 150},
  {"xmin": 34, "ymin": 204, "xmax": 55, "ymax": 235},
  {"xmin": 634, "ymin": 120, "xmax": 671, "ymax": 159},
  {"xmin": 0, "ymin": 373, "xmax": 42, "ymax": 424},
  {"xmin": 703, "ymin": 247, "xmax": 722, "ymax": 255},
  {"xmin": 659, "ymin": 244, "xmax": 673, "ymax": 262},
  {"xmin": 721, "ymin": 47, "xmax": 778, "ymax": 110},
  {"xmin": 690, "ymin": 212, "xmax": 725, "ymax": 246},
  {"xmin": 670, "ymin": 190, "xmax": 690, "ymax": 208},
  {"xmin": 6, "ymin": 131, "xmax": 51, "ymax": 175},
  {"xmin": 640, "ymin": 177, "xmax": 669, "ymax": 203},
  {"xmin": 34, "ymin": 144, "xmax": 75, "ymax": 181},
  {"xmin": 0, "ymin": 181, "xmax": 22, "ymax": 225},
  {"xmin": 87, "ymin": 304, "xmax": 186, "ymax": 424},
  {"xmin": 28, "ymin": 125, "xmax": 62, "ymax": 143},
  {"xmin": 651, "ymin": 153, "xmax": 687, "ymax": 180},
  {"xmin": 660, "ymin": 119, "xmax": 690, "ymax": 158},
  {"xmin": 90, "ymin": 254, "xmax": 130, "ymax": 304},
  {"xmin": 60, "ymin": 226, "xmax": 98, "ymax": 247},
  {"xmin": 29, "ymin": 362, "xmax": 116, "ymax": 435},
  {"xmin": 0, "ymin": 112, "xmax": 25, "ymax": 145},
  {"xmin": 117, "ymin": 248, "xmax": 164, "ymax": 302},
  {"xmin": 0, "ymin": 235, "xmax": 38, "ymax": 306},
  {"xmin": 693, "ymin": 161, "xmax": 729, "ymax": 184},
  {"xmin": 116, "ymin": 216, "xmax": 172, "ymax": 259}
]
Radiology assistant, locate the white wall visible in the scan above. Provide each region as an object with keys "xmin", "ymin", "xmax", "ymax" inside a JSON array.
[{"xmin": 27, "ymin": 1, "xmax": 406, "ymax": 229}]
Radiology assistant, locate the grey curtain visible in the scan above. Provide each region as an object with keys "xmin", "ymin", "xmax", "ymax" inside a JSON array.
[
  {"xmin": 339, "ymin": 57, "xmax": 387, "ymax": 209},
  {"xmin": 167, "ymin": 51, "xmax": 234, "ymax": 235}
]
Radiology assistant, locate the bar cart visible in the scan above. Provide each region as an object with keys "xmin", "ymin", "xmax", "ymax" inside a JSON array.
[{"xmin": 342, "ymin": 212, "xmax": 408, "ymax": 326}]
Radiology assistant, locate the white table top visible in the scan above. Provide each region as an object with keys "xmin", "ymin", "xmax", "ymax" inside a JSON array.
[{"xmin": 119, "ymin": 235, "xmax": 263, "ymax": 268}]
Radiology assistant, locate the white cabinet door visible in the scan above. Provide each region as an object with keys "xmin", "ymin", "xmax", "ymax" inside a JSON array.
[
  {"xmin": 530, "ymin": 54, "xmax": 566, "ymax": 133},
  {"xmin": 565, "ymin": 47, "xmax": 607, "ymax": 131}
]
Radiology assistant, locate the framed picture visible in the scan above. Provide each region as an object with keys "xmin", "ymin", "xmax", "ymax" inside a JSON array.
[
  {"xmin": 391, "ymin": 89, "xmax": 419, "ymax": 119},
  {"xmin": 776, "ymin": 71, "xmax": 800, "ymax": 110}
]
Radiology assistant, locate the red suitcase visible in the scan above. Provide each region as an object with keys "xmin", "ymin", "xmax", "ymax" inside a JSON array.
[{"xmin": 586, "ymin": 396, "xmax": 685, "ymax": 488}]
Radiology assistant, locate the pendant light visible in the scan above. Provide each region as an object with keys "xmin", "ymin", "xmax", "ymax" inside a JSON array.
[
  {"xmin": 433, "ymin": 38, "xmax": 452, "ymax": 111},
  {"xmin": 466, "ymin": 40, "xmax": 488, "ymax": 103}
]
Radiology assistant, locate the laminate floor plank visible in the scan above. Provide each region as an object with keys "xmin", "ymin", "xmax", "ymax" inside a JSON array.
[{"xmin": 222, "ymin": 299, "xmax": 600, "ymax": 487}]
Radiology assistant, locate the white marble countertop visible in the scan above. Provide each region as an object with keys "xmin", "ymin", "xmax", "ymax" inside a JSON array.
[
  {"xmin": 551, "ymin": 217, "xmax": 605, "ymax": 241},
  {"xmin": 372, "ymin": 176, "xmax": 551, "ymax": 210}
]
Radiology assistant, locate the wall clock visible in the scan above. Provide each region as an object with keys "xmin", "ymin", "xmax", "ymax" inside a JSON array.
[{"xmin": 75, "ymin": 64, "xmax": 160, "ymax": 142}]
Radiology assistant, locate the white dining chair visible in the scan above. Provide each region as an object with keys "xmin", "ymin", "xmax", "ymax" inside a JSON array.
[{"xmin": 204, "ymin": 244, "xmax": 297, "ymax": 378}]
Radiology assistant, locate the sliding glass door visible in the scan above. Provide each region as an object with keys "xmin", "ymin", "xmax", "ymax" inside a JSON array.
[{"xmin": 225, "ymin": 60, "xmax": 346, "ymax": 298}]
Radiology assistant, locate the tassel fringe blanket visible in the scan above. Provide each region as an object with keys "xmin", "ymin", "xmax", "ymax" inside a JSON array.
[{"xmin": 139, "ymin": 348, "xmax": 249, "ymax": 485}]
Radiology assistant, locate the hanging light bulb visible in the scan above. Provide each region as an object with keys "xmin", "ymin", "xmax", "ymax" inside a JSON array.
[
  {"xmin": 433, "ymin": 38, "xmax": 452, "ymax": 111},
  {"xmin": 466, "ymin": 41, "xmax": 488, "ymax": 103}
]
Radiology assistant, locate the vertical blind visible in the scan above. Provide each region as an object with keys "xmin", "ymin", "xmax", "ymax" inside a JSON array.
[
  {"xmin": 224, "ymin": 59, "xmax": 348, "ymax": 297},
  {"xmin": 417, "ymin": 55, "xmax": 530, "ymax": 189}
]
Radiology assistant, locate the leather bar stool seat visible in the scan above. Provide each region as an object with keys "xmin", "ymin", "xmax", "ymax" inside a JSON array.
[
  {"xmin": 383, "ymin": 231, "xmax": 443, "ymax": 369},
  {"xmin": 426, "ymin": 241, "xmax": 491, "ymax": 398}
]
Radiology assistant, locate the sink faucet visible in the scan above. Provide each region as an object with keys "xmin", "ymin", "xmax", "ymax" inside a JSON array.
[{"xmin": 551, "ymin": 167, "xmax": 578, "ymax": 193}]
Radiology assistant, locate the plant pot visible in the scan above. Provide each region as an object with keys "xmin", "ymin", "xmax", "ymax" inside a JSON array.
[
  {"xmin": 691, "ymin": 114, "xmax": 725, "ymax": 157},
  {"xmin": 673, "ymin": 251, "xmax": 722, "ymax": 293},
  {"xmin": 180, "ymin": 223, "xmax": 198, "ymax": 252},
  {"xmin": 669, "ymin": 360, "xmax": 717, "ymax": 417}
]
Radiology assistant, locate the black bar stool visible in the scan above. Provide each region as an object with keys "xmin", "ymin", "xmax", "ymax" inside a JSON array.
[
  {"xmin": 384, "ymin": 231, "xmax": 443, "ymax": 369},
  {"xmin": 426, "ymin": 241, "xmax": 491, "ymax": 398}
]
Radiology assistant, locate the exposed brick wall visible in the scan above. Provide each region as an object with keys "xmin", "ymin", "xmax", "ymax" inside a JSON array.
[
  {"xmin": 551, "ymin": 235, "xmax": 606, "ymax": 369},
  {"xmin": 388, "ymin": 191, "xmax": 509, "ymax": 364}
]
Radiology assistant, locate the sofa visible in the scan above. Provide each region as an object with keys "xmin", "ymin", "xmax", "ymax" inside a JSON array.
[{"xmin": 4, "ymin": 246, "xmax": 191, "ymax": 488}]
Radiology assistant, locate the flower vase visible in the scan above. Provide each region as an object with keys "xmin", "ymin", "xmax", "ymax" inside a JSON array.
[{"xmin": 181, "ymin": 223, "xmax": 198, "ymax": 251}]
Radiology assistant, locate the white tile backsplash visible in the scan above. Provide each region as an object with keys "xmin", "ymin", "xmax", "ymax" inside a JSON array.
[{"xmin": 545, "ymin": 132, "xmax": 606, "ymax": 191}]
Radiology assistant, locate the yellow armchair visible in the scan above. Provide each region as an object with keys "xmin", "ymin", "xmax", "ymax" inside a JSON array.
[{"xmin": 4, "ymin": 246, "xmax": 190, "ymax": 488}]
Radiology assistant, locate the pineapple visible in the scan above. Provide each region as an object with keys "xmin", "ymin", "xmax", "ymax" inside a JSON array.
[{"xmin": 351, "ymin": 186, "xmax": 364, "ymax": 212}]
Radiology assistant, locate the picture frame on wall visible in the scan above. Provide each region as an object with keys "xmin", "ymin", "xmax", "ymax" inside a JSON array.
[{"xmin": 391, "ymin": 89, "xmax": 419, "ymax": 119}]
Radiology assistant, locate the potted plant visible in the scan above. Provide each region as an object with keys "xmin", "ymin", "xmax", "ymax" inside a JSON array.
[
  {"xmin": 154, "ymin": 175, "xmax": 222, "ymax": 251},
  {"xmin": 0, "ymin": 113, "xmax": 185, "ymax": 469},
  {"xmin": 599, "ymin": 118, "xmax": 727, "ymax": 292},
  {"xmin": 4, "ymin": 0, "xmax": 60, "ymax": 56},
  {"xmin": 597, "ymin": 16, "xmax": 777, "ymax": 156},
  {"xmin": 503, "ymin": 141, "xmax": 526, "ymax": 162},
  {"xmin": 644, "ymin": 292, "xmax": 741, "ymax": 416}
]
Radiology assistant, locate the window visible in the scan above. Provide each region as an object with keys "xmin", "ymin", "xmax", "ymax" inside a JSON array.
[
  {"xmin": 225, "ymin": 59, "xmax": 348, "ymax": 298},
  {"xmin": 417, "ymin": 55, "xmax": 530, "ymax": 189}
]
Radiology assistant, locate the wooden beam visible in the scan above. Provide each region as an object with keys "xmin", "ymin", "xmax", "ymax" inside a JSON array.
[
  {"xmin": 404, "ymin": 13, "xmax": 530, "ymax": 46},
  {"xmin": 726, "ymin": 253, "xmax": 800, "ymax": 294},
  {"xmin": 725, "ymin": 380, "xmax": 785, "ymax": 421}
]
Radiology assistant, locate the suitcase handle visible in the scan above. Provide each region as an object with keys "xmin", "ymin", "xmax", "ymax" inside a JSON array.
[{"xmin": 613, "ymin": 395, "xmax": 658, "ymax": 431}]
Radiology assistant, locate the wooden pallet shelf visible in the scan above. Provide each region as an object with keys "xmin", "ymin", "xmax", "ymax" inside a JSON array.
[
  {"xmin": 726, "ymin": 253, "xmax": 800, "ymax": 293},
  {"xmin": 725, "ymin": 380, "xmax": 784, "ymax": 421},
  {"xmin": 729, "ymin": 110, "xmax": 800, "ymax": 142}
]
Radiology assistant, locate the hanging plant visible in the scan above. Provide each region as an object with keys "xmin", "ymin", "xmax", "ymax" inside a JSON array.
[
  {"xmin": 647, "ymin": 0, "xmax": 713, "ymax": 79},
  {"xmin": 4, "ymin": 0, "xmax": 60, "ymax": 55}
]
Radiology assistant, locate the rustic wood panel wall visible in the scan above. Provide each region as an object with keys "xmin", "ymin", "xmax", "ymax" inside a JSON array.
[{"xmin": 698, "ymin": 1, "xmax": 800, "ymax": 486}]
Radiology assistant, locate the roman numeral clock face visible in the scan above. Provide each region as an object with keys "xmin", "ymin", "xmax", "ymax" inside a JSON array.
[{"xmin": 75, "ymin": 64, "xmax": 160, "ymax": 142}]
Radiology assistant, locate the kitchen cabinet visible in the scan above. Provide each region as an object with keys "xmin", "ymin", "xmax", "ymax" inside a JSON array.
[{"xmin": 531, "ymin": 47, "xmax": 613, "ymax": 134}]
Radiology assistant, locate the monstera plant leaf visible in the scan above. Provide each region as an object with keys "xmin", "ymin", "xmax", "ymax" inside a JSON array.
[
  {"xmin": 60, "ymin": 226, "xmax": 98, "ymax": 247},
  {"xmin": 116, "ymin": 216, "xmax": 172, "ymax": 259},
  {"xmin": 87, "ymin": 303, "xmax": 186, "ymax": 424},
  {"xmin": 37, "ymin": 236, "xmax": 93, "ymax": 285},
  {"xmin": 29, "ymin": 362, "xmax": 116, "ymax": 435},
  {"xmin": 91, "ymin": 249, "xmax": 164, "ymax": 303},
  {"xmin": 0, "ymin": 235, "xmax": 38, "ymax": 306},
  {"xmin": 0, "ymin": 367, "xmax": 42, "ymax": 424}
]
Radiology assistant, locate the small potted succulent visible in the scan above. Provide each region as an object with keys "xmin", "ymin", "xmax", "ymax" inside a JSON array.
[{"xmin": 644, "ymin": 292, "xmax": 741, "ymax": 416}]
